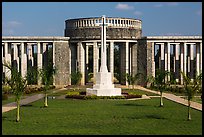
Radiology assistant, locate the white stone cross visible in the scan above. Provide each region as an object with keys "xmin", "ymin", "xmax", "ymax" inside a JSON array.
[{"xmin": 95, "ymin": 15, "xmax": 111, "ymax": 73}]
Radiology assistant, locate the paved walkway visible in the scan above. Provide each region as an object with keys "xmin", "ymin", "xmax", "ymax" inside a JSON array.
[
  {"xmin": 2, "ymin": 86, "xmax": 202, "ymax": 113},
  {"xmin": 134, "ymin": 86, "xmax": 202, "ymax": 111},
  {"xmin": 2, "ymin": 94, "xmax": 44, "ymax": 113}
]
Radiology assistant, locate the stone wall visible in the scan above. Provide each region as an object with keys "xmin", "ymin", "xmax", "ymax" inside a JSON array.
[
  {"xmin": 54, "ymin": 41, "xmax": 71, "ymax": 85},
  {"xmin": 65, "ymin": 27, "xmax": 142, "ymax": 40}
]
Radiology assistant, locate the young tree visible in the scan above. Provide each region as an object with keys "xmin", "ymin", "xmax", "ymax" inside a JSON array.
[
  {"xmin": 39, "ymin": 63, "xmax": 56, "ymax": 107},
  {"xmin": 154, "ymin": 69, "xmax": 171, "ymax": 107},
  {"xmin": 126, "ymin": 73, "xmax": 133, "ymax": 89},
  {"xmin": 71, "ymin": 71, "xmax": 82, "ymax": 85},
  {"xmin": 181, "ymin": 71, "xmax": 202, "ymax": 121},
  {"xmin": 3, "ymin": 62, "xmax": 27, "ymax": 122}
]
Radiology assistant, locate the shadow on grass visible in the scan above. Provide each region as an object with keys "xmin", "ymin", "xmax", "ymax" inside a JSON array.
[
  {"xmin": 2, "ymin": 116, "xmax": 16, "ymax": 122},
  {"xmin": 127, "ymin": 114, "xmax": 166, "ymax": 120},
  {"xmin": 145, "ymin": 114, "xmax": 166, "ymax": 120},
  {"xmin": 21, "ymin": 104, "xmax": 33, "ymax": 107}
]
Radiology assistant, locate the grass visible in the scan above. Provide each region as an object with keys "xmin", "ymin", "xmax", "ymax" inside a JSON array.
[
  {"xmin": 2, "ymin": 98, "xmax": 202, "ymax": 135},
  {"xmin": 122, "ymin": 88, "xmax": 158, "ymax": 96}
]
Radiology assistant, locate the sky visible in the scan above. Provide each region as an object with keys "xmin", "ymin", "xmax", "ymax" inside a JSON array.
[{"xmin": 2, "ymin": 2, "xmax": 202, "ymax": 37}]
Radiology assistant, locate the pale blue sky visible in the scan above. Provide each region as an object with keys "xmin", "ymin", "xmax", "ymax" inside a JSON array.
[{"xmin": 2, "ymin": 2, "xmax": 202, "ymax": 37}]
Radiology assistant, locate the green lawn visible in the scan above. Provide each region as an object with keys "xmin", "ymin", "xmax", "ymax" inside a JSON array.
[{"xmin": 2, "ymin": 98, "xmax": 202, "ymax": 135}]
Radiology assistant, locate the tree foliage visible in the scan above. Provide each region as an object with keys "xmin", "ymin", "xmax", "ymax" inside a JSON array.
[
  {"xmin": 154, "ymin": 69, "xmax": 171, "ymax": 107},
  {"xmin": 3, "ymin": 61, "xmax": 27, "ymax": 122},
  {"xmin": 39, "ymin": 63, "xmax": 56, "ymax": 107},
  {"xmin": 181, "ymin": 71, "xmax": 202, "ymax": 120}
]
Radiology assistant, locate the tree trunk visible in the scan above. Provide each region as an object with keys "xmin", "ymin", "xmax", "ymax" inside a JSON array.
[
  {"xmin": 44, "ymin": 93, "xmax": 48, "ymax": 107},
  {"xmin": 160, "ymin": 91, "xmax": 163, "ymax": 107},
  {"xmin": 16, "ymin": 99, "xmax": 20, "ymax": 122},
  {"xmin": 188, "ymin": 100, "xmax": 191, "ymax": 121}
]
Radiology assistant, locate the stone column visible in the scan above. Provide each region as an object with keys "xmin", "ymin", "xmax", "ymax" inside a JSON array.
[
  {"xmin": 93, "ymin": 42, "xmax": 99, "ymax": 83},
  {"xmin": 77, "ymin": 42, "xmax": 85, "ymax": 85},
  {"xmin": 20, "ymin": 42, "xmax": 27, "ymax": 78},
  {"xmin": 42, "ymin": 43, "xmax": 48, "ymax": 67},
  {"xmin": 190, "ymin": 44, "xmax": 194, "ymax": 80},
  {"xmin": 180, "ymin": 43, "xmax": 184, "ymax": 84},
  {"xmin": 52, "ymin": 42, "xmax": 56, "ymax": 85},
  {"xmin": 110, "ymin": 41, "xmax": 114, "ymax": 81},
  {"xmin": 85, "ymin": 44, "xmax": 89, "ymax": 83},
  {"xmin": 152, "ymin": 42, "xmax": 155, "ymax": 77},
  {"xmin": 131, "ymin": 43, "xmax": 137, "ymax": 76},
  {"xmin": 2, "ymin": 44, "xmax": 4, "ymax": 72},
  {"xmin": 67, "ymin": 43, "xmax": 71, "ymax": 85},
  {"xmin": 125, "ymin": 42, "xmax": 129, "ymax": 85},
  {"xmin": 200, "ymin": 42, "xmax": 202, "ymax": 73},
  {"xmin": 183, "ymin": 43, "xmax": 187, "ymax": 77},
  {"xmin": 13, "ymin": 43, "xmax": 19, "ymax": 71},
  {"xmin": 129, "ymin": 44, "xmax": 132, "ymax": 74},
  {"xmin": 27, "ymin": 43, "xmax": 34, "ymax": 67},
  {"xmin": 196, "ymin": 43, "xmax": 200, "ymax": 75},
  {"xmin": 167, "ymin": 43, "xmax": 171, "ymax": 72},
  {"xmin": 160, "ymin": 43, "xmax": 165, "ymax": 70},
  {"xmin": 4, "ymin": 42, "xmax": 11, "ymax": 78},
  {"xmin": 37, "ymin": 42, "xmax": 42, "ymax": 85},
  {"xmin": 175, "ymin": 44, "xmax": 180, "ymax": 83}
]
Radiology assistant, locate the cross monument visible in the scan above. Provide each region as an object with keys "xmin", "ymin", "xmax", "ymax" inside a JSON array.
[{"xmin": 86, "ymin": 15, "xmax": 121, "ymax": 96}]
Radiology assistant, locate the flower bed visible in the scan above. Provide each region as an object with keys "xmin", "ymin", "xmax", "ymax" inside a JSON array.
[{"xmin": 65, "ymin": 91, "xmax": 142, "ymax": 100}]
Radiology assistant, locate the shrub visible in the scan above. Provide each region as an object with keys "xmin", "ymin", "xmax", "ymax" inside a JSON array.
[
  {"xmin": 2, "ymin": 85, "xmax": 12, "ymax": 94},
  {"xmin": 125, "ymin": 94, "xmax": 142, "ymax": 99}
]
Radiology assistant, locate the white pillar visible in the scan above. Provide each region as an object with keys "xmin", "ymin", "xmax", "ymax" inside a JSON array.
[
  {"xmin": 175, "ymin": 44, "xmax": 180, "ymax": 83},
  {"xmin": 4, "ymin": 42, "xmax": 11, "ymax": 78},
  {"xmin": 77, "ymin": 42, "xmax": 85, "ymax": 85},
  {"xmin": 52, "ymin": 42, "xmax": 56, "ymax": 85},
  {"xmin": 86, "ymin": 44, "xmax": 89, "ymax": 83},
  {"xmin": 86, "ymin": 44, "xmax": 89, "ymax": 66},
  {"xmin": 190, "ymin": 44, "xmax": 194, "ymax": 80},
  {"xmin": 180, "ymin": 43, "xmax": 184, "ymax": 84},
  {"xmin": 21, "ymin": 42, "xmax": 27, "ymax": 78},
  {"xmin": 110, "ymin": 41, "xmax": 114, "ymax": 81},
  {"xmin": 129, "ymin": 44, "xmax": 132, "ymax": 74},
  {"xmin": 160, "ymin": 43, "xmax": 165, "ymax": 70},
  {"xmin": 125, "ymin": 42, "xmax": 129, "ymax": 85},
  {"xmin": 2, "ymin": 44, "xmax": 5, "ymax": 74},
  {"xmin": 184, "ymin": 43, "xmax": 187, "ymax": 76},
  {"xmin": 196, "ymin": 43, "xmax": 200, "ymax": 75},
  {"xmin": 37, "ymin": 42, "xmax": 42, "ymax": 85},
  {"xmin": 93, "ymin": 42, "xmax": 99, "ymax": 83},
  {"xmin": 152, "ymin": 42, "xmax": 155, "ymax": 77},
  {"xmin": 27, "ymin": 43, "xmax": 34, "ymax": 67},
  {"xmin": 13, "ymin": 43, "xmax": 19, "ymax": 72},
  {"xmin": 200, "ymin": 42, "xmax": 202, "ymax": 73}
]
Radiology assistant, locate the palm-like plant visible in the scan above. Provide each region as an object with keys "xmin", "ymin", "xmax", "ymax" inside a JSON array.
[
  {"xmin": 3, "ymin": 61, "xmax": 27, "ymax": 122},
  {"xmin": 154, "ymin": 69, "xmax": 171, "ymax": 107},
  {"xmin": 126, "ymin": 73, "xmax": 133, "ymax": 89},
  {"xmin": 39, "ymin": 63, "xmax": 56, "ymax": 107},
  {"xmin": 126, "ymin": 73, "xmax": 143, "ymax": 89},
  {"xmin": 181, "ymin": 71, "xmax": 202, "ymax": 121}
]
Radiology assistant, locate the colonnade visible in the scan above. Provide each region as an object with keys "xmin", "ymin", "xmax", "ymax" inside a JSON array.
[
  {"xmin": 2, "ymin": 36, "xmax": 202, "ymax": 86},
  {"xmin": 72, "ymin": 40, "xmax": 137, "ymax": 85},
  {"xmin": 151, "ymin": 41, "xmax": 202, "ymax": 84},
  {"xmin": 2, "ymin": 41, "xmax": 54, "ymax": 85}
]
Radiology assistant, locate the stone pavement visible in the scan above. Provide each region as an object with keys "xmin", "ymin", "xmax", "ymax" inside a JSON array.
[
  {"xmin": 2, "ymin": 86, "xmax": 202, "ymax": 113},
  {"xmin": 2, "ymin": 94, "xmax": 44, "ymax": 113},
  {"xmin": 134, "ymin": 85, "xmax": 202, "ymax": 111}
]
